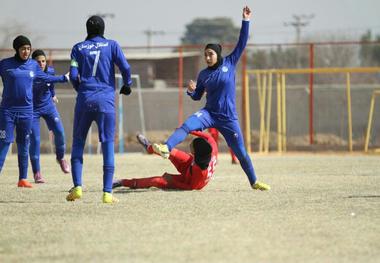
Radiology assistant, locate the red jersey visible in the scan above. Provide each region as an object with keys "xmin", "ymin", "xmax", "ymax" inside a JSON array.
[{"xmin": 169, "ymin": 131, "xmax": 218, "ymax": 190}]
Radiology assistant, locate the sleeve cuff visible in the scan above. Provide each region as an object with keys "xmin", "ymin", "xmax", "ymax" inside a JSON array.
[
  {"xmin": 243, "ymin": 18, "xmax": 250, "ymax": 22},
  {"xmin": 186, "ymin": 90, "xmax": 194, "ymax": 96}
]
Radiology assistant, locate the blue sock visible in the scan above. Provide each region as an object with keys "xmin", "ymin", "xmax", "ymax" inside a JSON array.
[
  {"xmin": 54, "ymin": 130, "xmax": 65, "ymax": 160},
  {"xmin": 229, "ymin": 142, "xmax": 257, "ymax": 185},
  {"xmin": 102, "ymin": 141, "xmax": 115, "ymax": 193},
  {"xmin": 166, "ymin": 122, "xmax": 194, "ymax": 151},
  {"xmin": 0, "ymin": 141, "xmax": 11, "ymax": 173},
  {"xmin": 29, "ymin": 135, "xmax": 40, "ymax": 173},
  {"xmin": 71, "ymin": 139, "xmax": 85, "ymax": 187},
  {"xmin": 17, "ymin": 142, "xmax": 29, "ymax": 180},
  {"xmin": 238, "ymin": 153, "xmax": 257, "ymax": 185}
]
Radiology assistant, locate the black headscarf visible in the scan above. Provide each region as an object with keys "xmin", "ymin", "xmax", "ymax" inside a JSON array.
[
  {"xmin": 13, "ymin": 35, "xmax": 31, "ymax": 62},
  {"xmin": 205, "ymin": 43, "xmax": 223, "ymax": 70},
  {"xmin": 193, "ymin": 137, "xmax": 212, "ymax": 170},
  {"xmin": 32, "ymin": 49, "xmax": 46, "ymax": 59},
  {"xmin": 86, "ymin": 15, "xmax": 105, "ymax": 40}
]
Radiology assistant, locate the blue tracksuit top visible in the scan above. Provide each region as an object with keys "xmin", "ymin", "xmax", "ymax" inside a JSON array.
[
  {"xmin": 69, "ymin": 36, "xmax": 132, "ymax": 113},
  {"xmin": 0, "ymin": 56, "xmax": 66, "ymax": 113},
  {"xmin": 187, "ymin": 20, "xmax": 249, "ymax": 121},
  {"xmin": 33, "ymin": 66, "xmax": 56, "ymax": 113}
]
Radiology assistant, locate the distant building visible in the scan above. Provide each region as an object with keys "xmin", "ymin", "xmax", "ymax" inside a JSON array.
[{"xmin": 34, "ymin": 49, "xmax": 202, "ymax": 89}]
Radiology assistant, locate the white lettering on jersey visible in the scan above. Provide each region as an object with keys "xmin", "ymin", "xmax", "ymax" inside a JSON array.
[
  {"xmin": 78, "ymin": 42, "xmax": 109, "ymax": 51},
  {"xmin": 194, "ymin": 111, "xmax": 203, "ymax": 118},
  {"xmin": 89, "ymin": 50, "xmax": 101, "ymax": 76},
  {"xmin": 206, "ymin": 156, "xmax": 217, "ymax": 181},
  {"xmin": 0, "ymin": 130, "xmax": 6, "ymax": 139}
]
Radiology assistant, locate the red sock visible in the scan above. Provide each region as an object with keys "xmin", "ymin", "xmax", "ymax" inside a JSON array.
[
  {"xmin": 229, "ymin": 149, "xmax": 238, "ymax": 163},
  {"xmin": 147, "ymin": 145, "xmax": 154, "ymax": 154},
  {"xmin": 123, "ymin": 177, "xmax": 168, "ymax": 189}
]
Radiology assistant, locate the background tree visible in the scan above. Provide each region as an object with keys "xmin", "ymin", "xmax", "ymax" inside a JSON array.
[
  {"xmin": 181, "ymin": 17, "xmax": 239, "ymax": 45},
  {"xmin": 0, "ymin": 22, "xmax": 30, "ymax": 49},
  {"xmin": 359, "ymin": 30, "xmax": 380, "ymax": 66}
]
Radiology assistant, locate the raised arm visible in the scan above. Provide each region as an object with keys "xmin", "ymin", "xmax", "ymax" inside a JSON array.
[{"xmin": 227, "ymin": 6, "xmax": 251, "ymax": 65}]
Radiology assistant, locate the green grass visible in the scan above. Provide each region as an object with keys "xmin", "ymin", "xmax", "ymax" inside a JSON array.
[{"xmin": 0, "ymin": 153, "xmax": 379, "ymax": 263}]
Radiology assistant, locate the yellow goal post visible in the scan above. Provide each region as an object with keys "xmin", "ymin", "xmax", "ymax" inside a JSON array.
[{"xmin": 243, "ymin": 67, "xmax": 380, "ymax": 153}]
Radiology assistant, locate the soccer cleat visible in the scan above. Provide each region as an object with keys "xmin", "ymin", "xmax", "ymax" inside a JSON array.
[
  {"xmin": 252, "ymin": 181, "xmax": 271, "ymax": 191},
  {"xmin": 136, "ymin": 134, "xmax": 151, "ymax": 151},
  {"xmin": 152, "ymin": 143, "xmax": 170, "ymax": 159},
  {"xmin": 57, "ymin": 158, "xmax": 70, "ymax": 174},
  {"xmin": 33, "ymin": 172, "xmax": 45, "ymax": 184},
  {"xmin": 103, "ymin": 192, "xmax": 119, "ymax": 204},
  {"xmin": 66, "ymin": 186, "xmax": 82, "ymax": 201},
  {"xmin": 18, "ymin": 179, "xmax": 33, "ymax": 188},
  {"xmin": 112, "ymin": 180, "xmax": 123, "ymax": 189}
]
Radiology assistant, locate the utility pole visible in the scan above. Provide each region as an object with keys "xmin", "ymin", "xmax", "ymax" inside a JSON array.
[
  {"xmin": 143, "ymin": 28, "xmax": 165, "ymax": 52},
  {"xmin": 284, "ymin": 14, "xmax": 314, "ymax": 43},
  {"xmin": 284, "ymin": 14, "xmax": 314, "ymax": 67}
]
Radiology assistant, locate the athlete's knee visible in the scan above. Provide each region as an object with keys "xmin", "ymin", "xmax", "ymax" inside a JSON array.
[
  {"xmin": 54, "ymin": 130, "xmax": 65, "ymax": 143},
  {"xmin": 72, "ymin": 138, "xmax": 85, "ymax": 149},
  {"xmin": 71, "ymin": 139, "xmax": 85, "ymax": 161},
  {"xmin": 31, "ymin": 134, "xmax": 40, "ymax": 145},
  {"xmin": 179, "ymin": 123, "xmax": 191, "ymax": 134}
]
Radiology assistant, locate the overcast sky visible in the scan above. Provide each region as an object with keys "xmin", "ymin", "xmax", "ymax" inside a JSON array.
[{"xmin": 0, "ymin": 0, "xmax": 379, "ymax": 49}]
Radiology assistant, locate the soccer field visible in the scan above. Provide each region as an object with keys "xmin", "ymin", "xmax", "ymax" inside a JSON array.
[{"xmin": 0, "ymin": 153, "xmax": 379, "ymax": 263}]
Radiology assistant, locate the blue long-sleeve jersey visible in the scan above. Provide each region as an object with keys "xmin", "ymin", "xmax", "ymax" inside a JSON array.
[
  {"xmin": 187, "ymin": 20, "xmax": 249, "ymax": 121},
  {"xmin": 0, "ymin": 56, "xmax": 67, "ymax": 114},
  {"xmin": 33, "ymin": 66, "xmax": 56, "ymax": 112},
  {"xmin": 69, "ymin": 36, "xmax": 132, "ymax": 113}
]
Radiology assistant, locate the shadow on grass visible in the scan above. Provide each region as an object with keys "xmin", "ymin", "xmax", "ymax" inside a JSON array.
[
  {"xmin": 113, "ymin": 188, "xmax": 186, "ymax": 194},
  {"xmin": 347, "ymin": 195, "xmax": 380, "ymax": 198}
]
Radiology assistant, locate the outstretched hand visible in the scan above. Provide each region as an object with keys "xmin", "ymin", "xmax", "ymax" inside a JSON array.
[{"xmin": 243, "ymin": 6, "xmax": 251, "ymax": 19}]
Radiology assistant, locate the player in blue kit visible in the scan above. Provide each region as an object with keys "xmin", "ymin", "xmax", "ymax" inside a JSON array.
[
  {"xmin": 0, "ymin": 35, "xmax": 68, "ymax": 188},
  {"xmin": 153, "ymin": 6, "xmax": 270, "ymax": 191},
  {"xmin": 66, "ymin": 15, "xmax": 132, "ymax": 203},
  {"xmin": 29, "ymin": 49, "xmax": 70, "ymax": 184}
]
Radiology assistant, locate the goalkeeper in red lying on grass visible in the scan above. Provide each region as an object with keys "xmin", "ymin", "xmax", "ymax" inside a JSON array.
[{"xmin": 113, "ymin": 131, "xmax": 217, "ymax": 190}]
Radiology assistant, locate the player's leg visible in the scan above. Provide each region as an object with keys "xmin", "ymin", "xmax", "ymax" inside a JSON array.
[
  {"xmin": 136, "ymin": 133, "xmax": 154, "ymax": 154},
  {"xmin": 15, "ymin": 115, "xmax": 33, "ymax": 188},
  {"xmin": 0, "ymin": 141, "xmax": 11, "ymax": 173},
  {"xmin": 0, "ymin": 109, "xmax": 13, "ymax": 174},
  {"xmin": 29, "ymin": 116, "xmax": 44, "ymax": 183},
  {"xmin": 97, "ymin": 112, "xmax": 118, "ymax": 203},
  {"xmin": 154, "ymin": 109, "xmax": 214, "ymax": 158},
  {"xmin": 208, "ymin": 128, "xmax": 219, "ymax": 142},
  {"xmin": 229, "ymin": 148, "xmax": 239, "ymax": 164},
  {"xmin": 44, "ymin": 109, "xmax": 69, "ymax": 173},
  {"xmin": 169, "ymin": 148, "xmax": 193, "ymax": 175},
  {"xmin": 218, "ymin": 121, "xmax": 270, "ymax": 190},
  {"xmin": 114, "ymin": 175, "xmax": 170, "ymax": 189},
  {"xmin": 67, "ymin": 110, "xmax": 93, "ymax": 201}
]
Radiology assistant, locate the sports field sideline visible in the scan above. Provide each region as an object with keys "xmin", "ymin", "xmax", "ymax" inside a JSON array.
[{"xmin": 0, "ymin": 152, "xmax": 379, "ymax": 263}]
